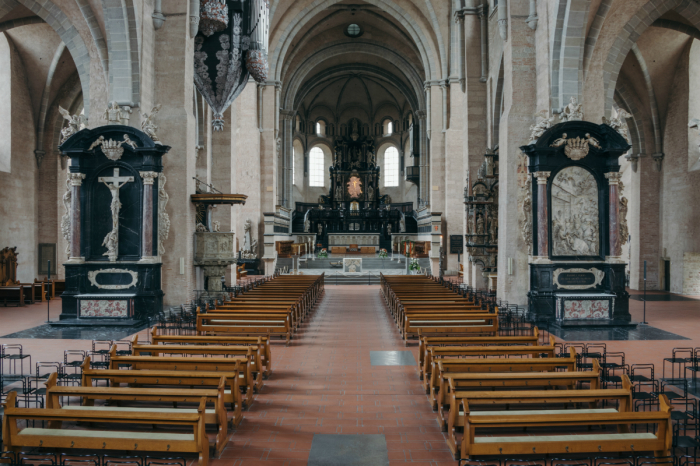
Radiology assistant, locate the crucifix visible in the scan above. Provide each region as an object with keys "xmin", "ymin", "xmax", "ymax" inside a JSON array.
[{"xmin": 98, "ymin": 168, "xmax": 134, "ymax": 262}]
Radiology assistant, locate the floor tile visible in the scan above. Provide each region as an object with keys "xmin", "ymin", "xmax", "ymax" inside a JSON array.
[
  {"xmin": 370, "ymin": 351, "xmax": 417, "ymax": 366},
  {"xmin": 307, "ymin": 434, "xmax": 389, "ymax": 466}
]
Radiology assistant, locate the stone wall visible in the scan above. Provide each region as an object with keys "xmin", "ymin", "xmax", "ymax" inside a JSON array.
[{"xmin": 0, "ymin": 35, "xmax": 37, "ymax": 282}]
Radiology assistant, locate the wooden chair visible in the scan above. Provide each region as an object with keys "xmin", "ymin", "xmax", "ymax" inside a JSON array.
[{"xmin": 1, "ymin": 391, "xmax": 210, "ymax": 466}]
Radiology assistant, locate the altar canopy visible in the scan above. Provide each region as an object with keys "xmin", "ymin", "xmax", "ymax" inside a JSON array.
[{"xmin": 58, "ymin": 125, "xmax": 170, "ymax": 323}]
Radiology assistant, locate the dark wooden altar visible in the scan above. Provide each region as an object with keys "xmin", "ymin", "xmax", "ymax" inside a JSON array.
[
  {"xmin": 521, "ymin": 121, "xmax": 632, "ymax": 325},
  {"xmin": 58, "ymin": 125, "xmax": 170, "ymax": 324}
]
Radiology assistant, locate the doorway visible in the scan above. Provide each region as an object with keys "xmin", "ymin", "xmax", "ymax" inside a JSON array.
[{"xmin": 664, "ymin": 260, "xmax": 671, "ymax": 291}]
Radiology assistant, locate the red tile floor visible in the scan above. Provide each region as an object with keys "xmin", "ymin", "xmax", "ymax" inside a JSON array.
[{"xmin": 1, "ymin": 286, "xmax": 700, "ymax": 465}]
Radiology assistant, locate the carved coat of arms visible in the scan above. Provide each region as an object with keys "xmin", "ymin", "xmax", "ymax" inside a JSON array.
[{"xmin": 550, "ymin": 133, "xmax": 601, "ymax": 161}]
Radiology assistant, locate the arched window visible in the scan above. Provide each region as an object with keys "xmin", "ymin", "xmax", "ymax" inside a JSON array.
[
  {"xmin": 315, "ymin": 120, "xmax": 326, "ymax": 137},
  {"xmin": 0, "ymin": 34, "xmax": 10, "ymax": 173},
  {"xmin": 382, "ymin": 119, "xmax": 393, "ymax": 136},
  {"xmin": 309, "ymin": 146, "xmax": 325, "ymax": 187},
  {"xmin": 384, "ymin": 146, "xmax": 399, "ymax": 187}
]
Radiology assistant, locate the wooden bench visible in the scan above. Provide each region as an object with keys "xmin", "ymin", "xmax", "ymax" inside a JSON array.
[
  {"xmin": 422, "ymin": 336, "xmax": 557, "ymax": 390},
  {"xmin": 44, "ymin": 372, "xmax": 232, "ymax": 455},
  {"xmin": 197, "ymin": 314, "xmax": 292, "ymax": 346},
  {"xmin": 0, "ymin": 285, "xmax": 24, "ymax": 306},
  {"xmin": 445, "ymin": 374, "xmax": 633, "ymax": 457},
  {"xmin": 131, "ymin": 339, "xmax": 264, "ymax": 391},
  {"xmin": 461, "ymin": 394, "xmax": 672, "ymax": 459},
  {"xmin": 432, "ymin": 348, "xmax": 579, "ymax": 411},
  {"xmin": 81, "ymin": 356, "xmax": 243, "ymax": 420},
  {"xmin": 404, "ymin": 312, "xmax": 499, "ymax": 345},
  {"xmin": 149, "ymin": 329, "xmax": 272, "ymax": 377},
  {"xmin": 107, "ymin": 347, "xmax": 254, "ymax": 407},
  {"xmin": 236, "ymin": 264, "xmax": 248, "ymax": 280},
  {"xmin": 418, "ymin": 329, "xmax": 541, "ymax": 372},
  {"xmin": 1, "ymin": 391, "xmax": 210, "ymax": 466}
]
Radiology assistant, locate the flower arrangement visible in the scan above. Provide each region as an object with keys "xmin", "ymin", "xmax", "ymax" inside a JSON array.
[
  {"xmin": 378, "ymin": 248, "xmax": 388, "ymax": 258},
  {"xmin": 317, "ymin": 248, "xmax": 328, "ymax": 258},
  {"xmin": 409, "ymin": 258, "xmax": 421, "ymax": 272}
]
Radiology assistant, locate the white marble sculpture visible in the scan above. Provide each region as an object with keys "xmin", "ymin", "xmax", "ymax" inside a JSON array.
[
  {"xmin": 99, "ymin": 168, "xmax": 134, "ymax": 262},
  {"xmin": 551, "ymin": 166, "xmax": 599, "ymax": 256},
  {"xmin": 58, "ymin": 106, "xmax": 87, "ymax": 144},
  {"xmin": 104, "ymin": 101, "xmax": 132, "ymax": 125},
  {"xmin": 561, "ymin": 96, "xmax": 584, "ymax": 122},
  {"xmin": 304, "ymin": 217, "xmax": 310, "ymax": 232},
  {"xmin": 399, "ymin": 214, "xmax": 406, "ymax": 233},
  {"xmin": 604, "ymin": 107, "xmax": 632, "ymax": 145},
  {"xmin": 158, "ymin": 174, "xmax": 170, "ymax": 255},
  {"xmin": 89, "ymin": 135, "xmax": 138, "ymax": 161},
  {"xmin": 528, "ymin": 110, "xmax": 555, "ymax": 142},
  {"xmin": 212, "ymin": 220, "xmax": 221, "ymax": 232},
  {"xmin": 141, "ymin": 105, "xmax": 162, "ymax": 143},
  {"xmin": 241, "ymin": 219, "xmax": 257, "ymax": 259},
  {"xmin": 61, "ymin": 176, "xmax": 71, "ymax": 257}
]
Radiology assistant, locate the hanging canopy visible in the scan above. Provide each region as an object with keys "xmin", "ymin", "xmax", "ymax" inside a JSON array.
[{"xmin": 194, "ymin": 0, "xmax": 269, "ymax": 131}]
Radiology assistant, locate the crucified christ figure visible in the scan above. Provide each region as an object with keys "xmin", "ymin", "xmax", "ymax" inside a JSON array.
[{"xmin": 99, "ymin": 168, "xmax": 134, "ymax": 261}]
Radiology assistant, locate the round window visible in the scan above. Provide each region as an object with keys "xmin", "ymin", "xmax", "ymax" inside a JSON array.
[{"xmin": 346, "ymin": 24, "xmax": 362, "ymax": 37}]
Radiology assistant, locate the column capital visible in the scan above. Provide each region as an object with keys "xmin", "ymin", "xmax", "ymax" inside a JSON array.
[
  {"xmin": 69, "ymin": 173, "xmax": 86, "ymax": 186},
  {"xmin": 533, "ymin": 171, "xmax": 551, "ymax": 184},
  {"xmin": 604, "ymin": 172, "xmax": 622, "ymax": 184},
  {"xmin": 140, "ymin": 171, "xmax": 159, "ymax": 185},
  {"xmin": 280, "ymin": 109, "xmax": 295, "ymax": 120}
]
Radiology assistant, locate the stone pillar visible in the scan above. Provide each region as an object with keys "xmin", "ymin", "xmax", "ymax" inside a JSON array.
[
  {"xmin": 280, "ymin": 109, "xmax": 294, "ymax": 208},
  {"xmin": 496, "ymin": 0, "xmax": 537, "ymax": 305},
  {"xmin": 534, "ymin": 171, "xmax": 550, "ymax": 257},
  {"xmin": 416, "ymin": 110, "xmax": 427, "ymax": 206},
  {"xmin": 153, "ymin": 0, "xmax": 197, "ymax": 305},
  {"xmin": 140, "ymin": 171, "xmax": 159, "ymax": 261},
  {"xmin": 605, "ymin": 172, "xmax": 622, "ymax": 258},
  {"xmin": 67, "ymin": 173, "xmax": 86, "ymax": 263}
]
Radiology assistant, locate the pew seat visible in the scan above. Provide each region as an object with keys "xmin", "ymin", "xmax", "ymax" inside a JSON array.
[{"xmin": 1, "ymin": 391, "xmax": 209, "ymax": 466}]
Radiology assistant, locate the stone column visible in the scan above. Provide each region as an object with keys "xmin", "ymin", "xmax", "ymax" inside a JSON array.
[
  {"xmin": 67, "ymin": 173, "xmax": 86, "ymax": 263},
  {"xmin": 605, "ymin": 172, "xmax": 622, "ymax": 258},
  {"xmin": 496, "ymin": 0, "xmax": 537, "ymax": 305},
  {"xmin": 140, "ymin": 171, "xmax": 159, "ymax": 262},
  {"xmin": 534, "ymin": 171, "xmax": 551, "ymax": 257},
  {"xmin": 416, "ymin": 110, "xmax": 427, "ymax": 206},
  {"xmin": 281, "ymin": 109, "xmax": 294, "ymax": 209},
  {"xmin": 152, "ymin": 0, "xmax": 197, "ymax": 305}
]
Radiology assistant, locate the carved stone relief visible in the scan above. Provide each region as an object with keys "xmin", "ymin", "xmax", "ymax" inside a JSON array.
[
  {"xmin": 61, "ymin": 176, "xmax": 71, "ymax": 257},
  {"xmin": 516, "ymin": 153, "xmax": 533, "ymax": 254},
  {"xmin": 551, "ymin": 166, "xmax": 599, "ymax": 256},
  {"xmin": 158, "ymin": 174, "xmax": 171, "ymax": 255},
  {"xmin": 619, "ymin": 180, "xmax": 629, "ymax": 247}
]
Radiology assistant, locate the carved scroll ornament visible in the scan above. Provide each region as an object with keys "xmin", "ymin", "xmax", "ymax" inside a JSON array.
[
  {"xmin": 87, "ymin": 268, "xmax": 139, "ymax": 290},
  {"xmin": 158, "ymin": 174, "xmax": 171, "ymax": 255}
]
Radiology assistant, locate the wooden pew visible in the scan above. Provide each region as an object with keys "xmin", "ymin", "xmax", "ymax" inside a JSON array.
[
  {"xmin": 197, "ymin": 313, "xmax": 292, "ymax": 346},
  {"xmin": 432, "ymin": 348, "xmax": 579, "ymax": 411},
  {"xmin": 445, "ymin": 374, "xmax": 634, "ymax": 457},
  {"xmin": 422, "ymin": 336, "xmax": 557, "ymax": 390},
  {"xmin": 149, "ymin": 328, "xmax": 272, "ymax": 377},
  {"xmin": 404, "ymin": 311, "xmax": 499, "ymax": 345},
  {"xmin": 418, "ymin": 329, "xmax": 541, "ymax": 373},
  {"xmin": 44, "ymin": 372, "xmax": 231, "ymax": 455},
  {"xmin": 1, "ymin": 391, "xmax": 210, "ymax": 466},
  {"xmin": 80, "ymin": 356, "xmax": 243, "ymax": 420},
  {"xmin": 131, "ymin": 338, "xmax": 264, "ymax": 391},
  {"xmin": 107, "ymin": 347, "xmax": 255, "ymax": 407},
  {"xmin": 460, "ymin": 394, "xmax": 672, "ymax": 459},
  {"xmin": 0, "ymin": 285, "xmax": 24, "ymax": 306}
]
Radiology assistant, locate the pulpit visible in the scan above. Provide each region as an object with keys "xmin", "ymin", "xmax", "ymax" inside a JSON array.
[{"xmin": 58, "ymin": 125, "xmax": 170, "ymax": 324}]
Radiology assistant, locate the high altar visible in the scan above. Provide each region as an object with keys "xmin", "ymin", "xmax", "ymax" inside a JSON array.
[
  {"xmin": 58, "ymin": 123, "xmax": 169, "ymax": 324},
  {"xmin": 303, "ymin": 118, "xmax": 402, "ymax": 242},
  {"xmin": 522, "ymin": 120, "xmax": 632, "ymax": 325}
]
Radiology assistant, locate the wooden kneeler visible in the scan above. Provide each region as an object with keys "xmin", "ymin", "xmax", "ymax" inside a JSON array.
[{"xmin": 1, "ymin": 391, "xmax": 210, "ymax": 466}]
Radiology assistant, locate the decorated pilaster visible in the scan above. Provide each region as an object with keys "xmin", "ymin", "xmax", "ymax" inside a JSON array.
[
  {"xmin": 140, "ymin": 171, "xmax": 159, "ymax": 262},
  {"xmin": 605, "ymin": 172, "xmax": 622, "ymax": 259},
  {"xmin": 67, "ymin": 173, "xmax": 86, "ymax": 263},
  {"xmin": 533, "ymin": 171, "xmax": 550, "ymax": 258}
]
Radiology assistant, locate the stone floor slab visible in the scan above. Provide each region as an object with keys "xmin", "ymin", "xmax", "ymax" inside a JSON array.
[
  {"xmin": 370, "ymin": 350, "xmax": 416, "ymax": 365},
  {"xmin": 308, "ymin": 434, "xmax": 389, "ymax": 466}
]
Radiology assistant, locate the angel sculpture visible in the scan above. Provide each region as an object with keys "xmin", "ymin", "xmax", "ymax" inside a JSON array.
[
  {"xmin": 603, "ymin": 107, "xmax": 633, "ymax": 144},
  {"xmin": 586, "ymin": 133, "xmax": 601, "ymax": 149},
  {"xmin": 59, "ymin": 106, "xmax": 85, "ymax": 144},
  {"xmin": 141, "ymin": 105, "xmax": 162, "ymax": 143},
  {"xmin": 550, "ymin": 133, "xmax": 568, "ymax": 148},
  {"xmin": 528, "ymin": 110, "xmax": 555, "ymax": 142}
]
